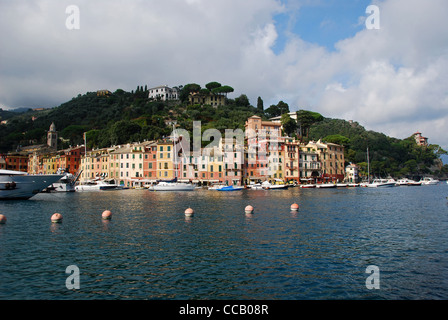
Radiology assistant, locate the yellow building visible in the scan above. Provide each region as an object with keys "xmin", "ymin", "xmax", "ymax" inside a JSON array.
[
  {"xmin": 157, "ymin": 140, "xmax": 175, "ymax": 180},
  {"xmin": 80, "ymin": 148, "xmax": 112, "ymax": 182},
  {"xmin": 188, "ymin": 92, "xmax": 226, "ymax": 107},
  {"xmin": 300, "ymin": 139, "xmax": 345, "ymax": 183}
]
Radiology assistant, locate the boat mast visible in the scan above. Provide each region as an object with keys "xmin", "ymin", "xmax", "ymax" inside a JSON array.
[
  {"xmin": 172, "ymin": 122, "xmax": 178, "ymax": 179},
  {"xmin": 367, "ymin": 147, "xmax": 370, "ymax": 183}
]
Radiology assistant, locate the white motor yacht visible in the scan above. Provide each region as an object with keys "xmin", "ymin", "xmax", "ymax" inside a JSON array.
[
  {"xmin": 367, "ymin": 179, "xmax": 397, "ymax": 188},
  {"xmin": 75, "ymin": 179, "xmax": 119, "ymax": 191},
  {"xmin": 149, "ymin": 180, "xmax": 195, "ymax": 191},
  {"xmin": 420, "ymin": 177, "xmax": 439, "ymax": 185},
  {"xmin": 0, "ymin": 169, "xmax": 64, "ymax": 200}
]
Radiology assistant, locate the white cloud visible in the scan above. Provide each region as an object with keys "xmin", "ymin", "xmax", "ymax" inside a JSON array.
[{"xmin": 0, "ymin": 0, "xmax": 447, "ymax": 149}]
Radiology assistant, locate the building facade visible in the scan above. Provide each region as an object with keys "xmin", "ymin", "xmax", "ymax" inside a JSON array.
[{"xmin": 148, "ymin": 85, "xmax": 179, "ymax": 101}]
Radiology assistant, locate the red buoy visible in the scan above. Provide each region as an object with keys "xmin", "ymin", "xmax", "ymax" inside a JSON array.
[{"xmin": 0, "ymin": 214, "xmax": 6, "ymax": 224}]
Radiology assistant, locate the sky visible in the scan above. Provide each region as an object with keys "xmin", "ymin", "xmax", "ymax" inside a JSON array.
[{"xmin": 1, "ymin": 0, "xmax": 447, "ymax": 151}]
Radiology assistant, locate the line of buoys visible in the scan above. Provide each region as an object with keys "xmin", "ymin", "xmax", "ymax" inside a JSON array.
[
  {"xmin": 102, "ymin": 210, "xmax": 112, "ymax": 220},
  {"xmin": 185, "ymin": 208, "xmax": 194, "ymax": 217},
  {"xmin": 51, "ymin": 213, "xmax": 63, "ymax": 223},
  {"xmin": 2, "ymin": 203, "xmax": 300, "ymax": 226}
]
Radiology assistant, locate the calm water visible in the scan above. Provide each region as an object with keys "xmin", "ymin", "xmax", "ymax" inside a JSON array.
[{"xmin": 1, "ymin": 184, "xmax": 448, "ymax": 300}]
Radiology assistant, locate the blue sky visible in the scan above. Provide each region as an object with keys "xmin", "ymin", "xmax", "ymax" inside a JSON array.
[{"xmin": 273, "ymin": 0, "xmax": 372, "ymax": 53}]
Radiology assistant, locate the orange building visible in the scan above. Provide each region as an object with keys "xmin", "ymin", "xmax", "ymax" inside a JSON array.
[{"xmin": 0, "ymin": 153, "xmax": 29, "ymax": 172}]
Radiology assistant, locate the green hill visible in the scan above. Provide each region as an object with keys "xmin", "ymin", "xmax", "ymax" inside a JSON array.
[
  {"xmin": 0, "ymin": 85, "xmax": 446, "ymax": 178},
  {"xmin": 308, "ymin": 118, "xmax": 447, "ymax": 178}
]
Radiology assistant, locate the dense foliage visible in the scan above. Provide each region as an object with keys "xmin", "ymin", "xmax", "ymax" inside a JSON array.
[
  {"xmin": 1, "ymin": 85, "xmax": 446, "ymax": 177},
  {"xmin": 309, "ymin": 118, "xmax": 447, "ymax": 178}
]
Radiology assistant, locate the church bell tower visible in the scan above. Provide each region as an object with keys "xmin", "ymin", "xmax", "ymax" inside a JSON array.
[{"xmin": 47, "ymin": 122, "xmax": 58, "ymax": 150}]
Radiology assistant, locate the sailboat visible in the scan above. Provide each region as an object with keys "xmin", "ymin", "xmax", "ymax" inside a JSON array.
[{"xmin": 150, "ymin": 124, "xmax": 195, "ymax": 192}]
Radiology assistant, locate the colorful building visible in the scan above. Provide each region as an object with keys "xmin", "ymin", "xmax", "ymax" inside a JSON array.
[
  {"xmin": 0, "ymin": 153, "xmax": 29, "ymax": 172},
  {"xmin": 156, "ymin": 140, "xmax": 175, "ymax": 180}
]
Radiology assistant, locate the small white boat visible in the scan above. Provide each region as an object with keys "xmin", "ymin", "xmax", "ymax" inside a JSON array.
[
  {"xmin": 316, "ymin": 183, "xmax": 337, "ymax": 189},
  {"xmin": 149, "ymin": 180, "xmax": 195, "ymax": 191},
  {"xmin": 336, "ymin": 183, "xmax": 348, "ymax": 188},
  {"xmin": 300, "ymin": 184, "xmax": 316, "ymax": 188},
  {"xmin": 208, "ymin": 183, "xmax": 227, "ymax": 190},
  {"xmin": 75, "ymin": 179, "xmax": 119, "ymax": 191},
  {"xmin": 397, "ymin": 178, "xmax": 410, "ymax": 186},
  {"xmin": 261, "ymin": 180, "xmax": 289, "ymax": 190},
  {"xmin": 398, "ymin": 178, "xmax": 421, "ymax": 186},
  {"xmin": 0, "ymin": 169, "xmax": 63, "ymax": 200},
  {"xmin": 247, "ymin": 183, "xmax": 263, "ymax": 190},
  {"xmin": 216, "ymin": 185, "xmax": 244, "ymax": 192},
  {"xmin": 367, "ymin": 179, "xmax": 396, "ymax": 188},
  {"xmin": 348, "ymin": 183, "xmax": 360, "ymax": 187},
  {"xmin": 420, "ymin": 177, "xmax": 439, "ymax": 185}
]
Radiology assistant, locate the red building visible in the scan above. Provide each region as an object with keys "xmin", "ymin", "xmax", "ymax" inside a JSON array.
[
  {"xmin": 0, "ymin": 153, "xmax": 29, "ymax": 172},
  {"xmin": 143, "ymin": 141, "xmax": 158, "ymax": 181}
]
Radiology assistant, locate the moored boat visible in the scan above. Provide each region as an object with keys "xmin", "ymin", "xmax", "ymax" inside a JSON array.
[
  {"xmin": 0, "ymin": 169, "xmax": 64, "ymax": 200},
  {"xmin": 75, "ymin": 179, "xmax": 119, "ymax": 191},
  {"xmin": 216, "ymin": 185, "xmax": 244, "ymax": 191},
  {"xmin": 149, "ymin": 180, "xmax": 196, "ymax": 191},
  {"xmin": 262, "ymin": 180, "xmax": 289, "ymax": 190},
  {"xmin": 367, "ymin": 179, "xmax": 396, "ymax": 188},
  {"xmin": 398, "ymin": 178, "xmax": 422, "ymax": 186},
  {"xmin": 316, "ymin": 183, "xmax": 337, "ymax": 189},
  {"xmin": 347, "ymin": 183, "xmax": 360, "ymax": 187},
  {"xmin": 247, "ymin": 183, "xmax": 263, "ymax": 190},
  {"xmin": 300, "ymin": 184, "xmax": 316, "ymax": 188},
  {"xmin": 208, "ymin": 183, "xmax": 227, "ymax": 190},
  {"xmin": 420, "ymin": 177, "xmax": 439, "ymax": 185}
]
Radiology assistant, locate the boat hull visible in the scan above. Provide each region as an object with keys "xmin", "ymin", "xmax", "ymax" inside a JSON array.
[
  {"xmin": 367, "ymin": 183, "xmax": 396, "ymax": 188},
  {"xmin": 151, "ymin": 183, "xmax": 195, "ymax": 191},
  {"xmin": 0, "ymin": 174, "xmax": 64, "ymax": 200},
  {"xmin": 264, "ymin": 185, "xmax": 289, "ymax": 189},
  {"xmin": 75, "ymin": 185, "xmax": 118, "ymax": 191},
  {"xmin": 217, "ymin": 186, "xmax": 244, "ymax": 191},
  {"xmin": 316, "ymin": 184, "xmax": 337, "ymax": 188}
]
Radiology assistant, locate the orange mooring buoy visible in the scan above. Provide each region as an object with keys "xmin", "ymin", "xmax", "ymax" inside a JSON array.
[
  {"xmin": 51, "ymin": 213, "xmax": 63, "ymax": 223},
  {"xmin": 245, "ymin": 205, "xmax": 254, "ymax": 214},
  {"xmin": 102, "ymin": 210, "xmax": 112, "ymax": 220},
  {"xmin": 185, "ymin": 208, "xmax": 194, "ymax": 217},
  {"xmin": 290, "ymin": 203, "xmax": 299, "ymax": 211}
]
